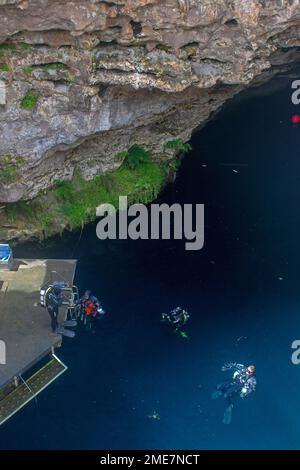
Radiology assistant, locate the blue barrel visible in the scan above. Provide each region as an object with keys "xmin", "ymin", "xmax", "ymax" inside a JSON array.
[{"xmin": 0, "ymin": 244, "xmax": 13, "ymax": 270}]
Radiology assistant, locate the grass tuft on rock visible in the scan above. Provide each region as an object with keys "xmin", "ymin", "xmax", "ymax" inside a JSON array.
[
  {"xmin": 0, "ymin": 156, "xmax": 23, "ymax": 184},
  {"xmin": 165, "ymin": 138, "xmax": 192, "ymax": 153},
  {"xmin": 39, "ymin": 63, "xmax": 68, "ymax": 72},
  {"xmin": 0, "ymin": 63, "xmax": 10, "ymax": 72},
  {"xmin": 22, "ymin": 66, "xmax": 33, "ymax": 74},
  {"xmin": 121, "ymin": 145, "xmax": 151, "ymax": 170},
  {"xmin": 20, "ymin": 92, "xmax": 38, "ymax": 110}
]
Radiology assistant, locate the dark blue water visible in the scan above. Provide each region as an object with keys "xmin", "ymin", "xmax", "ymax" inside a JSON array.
[{"xmin": 1, "ymin": 76, "xmax": 300, "ymax": 450}]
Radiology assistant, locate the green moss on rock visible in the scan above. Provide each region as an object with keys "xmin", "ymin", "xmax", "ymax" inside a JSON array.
[
  {"xmin": 22, "ymin": 66, "xmax": 33, "ymax": 74},
  {"xmin": 0, "ymin": 157, "xmax": 23, "ymax": 184},
  {"xmin": 165, "ymin": 138, "xmax": 192, "ymax": 153},
  {"xmin": 20, "ymin": 92, "xmax": 38, "ymax": 110},
  {"xmin": 121, "ymin": 145, "xmax": 151, "ymax": 170},
  {"xmin": 0, "ymin": 63, "xmax": 10, "ymax": 72},
  {"xmin": 0, "ymin": 155, "xmax": 23, "ymax": 184},
  {"xmin": 2, "ymin": 158, "xmax": 165, "ymax": 238}
]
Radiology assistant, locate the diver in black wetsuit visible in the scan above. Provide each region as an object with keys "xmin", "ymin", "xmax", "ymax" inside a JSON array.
[
  {"xmin": 46, "ymin": 284, "xmax": 64, "ymax": 333},
  {"xmin": 161, "ymin": 307, "xmax": 190, "ymax": 339},
  {"xmin": 212, "ymin": 363, "xmax": 256, "ymax": 424},
  {"xmin": 161, "ymin": 307, "xmax": 189, "ymax": 330}
]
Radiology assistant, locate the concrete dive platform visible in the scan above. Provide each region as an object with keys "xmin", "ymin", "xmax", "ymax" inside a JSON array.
[{"xmin": 0, "ymin": 259, "xmax": 77, "ymax": 425}]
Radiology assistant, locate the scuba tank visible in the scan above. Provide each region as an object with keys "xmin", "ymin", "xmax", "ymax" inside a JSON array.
[{"xmin": 40, "ymin": 281, "xmax": 67, "ymax": 307}]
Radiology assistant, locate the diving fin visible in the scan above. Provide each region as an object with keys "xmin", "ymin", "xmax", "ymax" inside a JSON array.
[
  {"xmin": 179, "ymin": 331, "xmax": 189, "ymax": 339},
  {"xmin": 222, "ymin": 404, "xmax": 233, "ymax": 425},
  {"xmin": 56, "ymin": 326, "xmax": 76, "ymax": 338},
  {"xmin": 61, "ymin": 320, "xmax": 77, "ymax": 328}
]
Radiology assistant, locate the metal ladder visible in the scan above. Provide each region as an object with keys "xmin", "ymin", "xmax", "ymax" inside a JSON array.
[{"xmin": 0, "ymin": 354, "xmax": 67, "ymax": 426}]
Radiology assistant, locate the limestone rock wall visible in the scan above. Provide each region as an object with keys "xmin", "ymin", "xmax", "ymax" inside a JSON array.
[{"xmin": 1, "ymin": 0, "xmax": 300, "ymax": 203}]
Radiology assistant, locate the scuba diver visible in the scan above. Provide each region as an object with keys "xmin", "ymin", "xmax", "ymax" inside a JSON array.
[
  {"xmin": 45, "ymin": 282, "xmax": 65, "ymax": 333},
  {"xmin": 212, "ymin": 363, "xmax": 256, "ymax": 425},
  {"xmin": 161, "ymin": 306, "xmax": 190, "ymax": 338},
  {"xmin": 76, "ymin": 290, "xmax": 105, "ymax": 329},
  {"xmin": 41, "ymin": 281, "xmax": 76, "ymax": 337}
]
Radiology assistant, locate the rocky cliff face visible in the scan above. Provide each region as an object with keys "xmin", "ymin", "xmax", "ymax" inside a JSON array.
[{"xmin": 0, "ymin": 1, "xmax": 300, "ymax": 208}]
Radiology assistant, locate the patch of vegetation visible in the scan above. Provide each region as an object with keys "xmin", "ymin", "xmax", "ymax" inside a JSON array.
[
  {"xmin": 0, "ymin": 166, "xmax": 18, "ymax": 183},
  {"xmin": 55, "ymin": 180, "xmax": 76, "ymax": 203},
  {"xmin": 116, "ymin": 150, "xmax": 128, "ymax": 162},
  {"xmin": 121, "ymin": 145, "xmax": 151, "ymax": 170},
  {"xmin": 4, "ymin": 159, "xmax": 165, "ymax": 236},
  {"xmin": 0, "ymin": 43, "xmax": 17, "ymax": 58},
  {"xmin": 162, "ymin": 155, "xmax": 182, "ymax": 174},
  {"xmin": 17, "ymin": 201, "xmax": 34, "ymax": 219},
  {"xmin": 20, "ymin": 91, "xmax": 38, "ymax": 110},
  {"xmin": 0, "ymin": 63, "xmax": 10, "ymax": 72},
  {"xmin": 0, "ymin": 156, "xmax": 23, "ymax": 184},
  {"xmin": 133, "ymin": 180, "xmax": 160, "ymax": 204},
  {"xmin": 42, "ymin": 63, "xmax": 68, "ymax": 71},
  {"xmin": 0, "ymin": 42, "xmax": 32, "ymax": 60},
  {"xmin": 165, "ymin": 139, "xmax": 192, "ymax": 153},
  {"xmin": 55, "ymin": 161, "xmax": 163, "ymax": 227},
  {"xmin": 18, "ymin": 43, "xmax": 33, "ymax": 51},
  {"xmin": 5, "ymin": 201, "xmax": 34, "ymax": 222},
  {"xmin": 5, "ymin": 204, "xmax": 17, "ymax": 222},
  {"xmin": 22, "ymin": 66, "xmax": 33, "ymax": 74}
]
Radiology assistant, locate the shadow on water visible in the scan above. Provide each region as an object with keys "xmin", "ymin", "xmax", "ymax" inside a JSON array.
[{"xmin": 1, "ymin": 72, "xmax": 300, "ymax": 449}]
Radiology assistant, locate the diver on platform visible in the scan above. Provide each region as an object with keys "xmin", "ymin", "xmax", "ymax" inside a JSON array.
[
  {"xmin": 46, "ymin": 283, "xmax": 65, "ymax": 333},
  {"xmin": 212, "ymin": 363, "xmax": 256, "ymax": 424}
]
